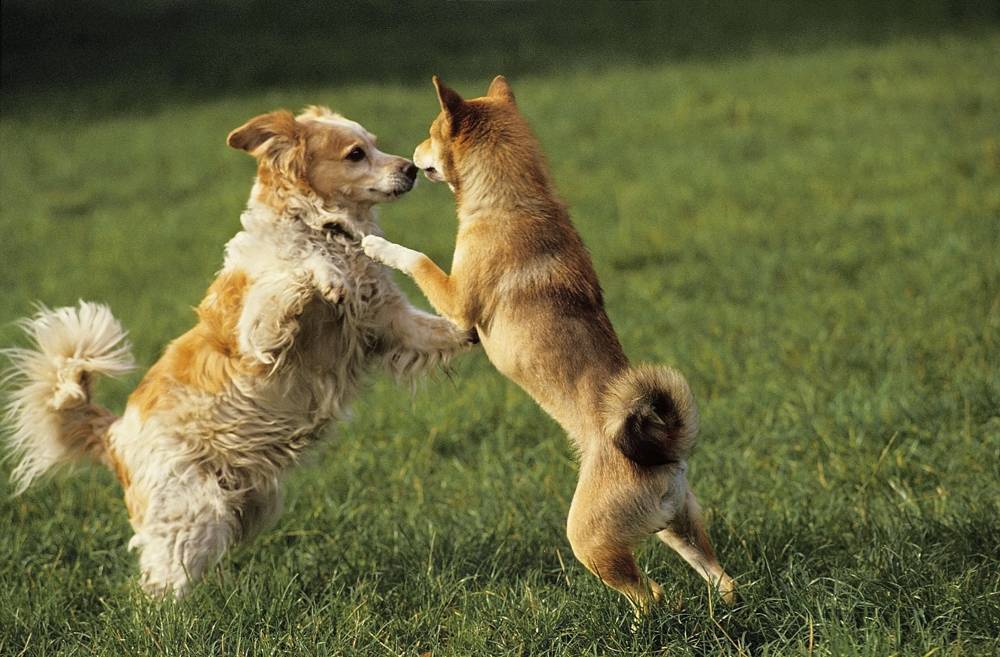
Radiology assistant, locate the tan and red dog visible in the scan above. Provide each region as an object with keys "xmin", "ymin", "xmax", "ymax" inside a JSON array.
[{"xmin": 363, "ymin": 76, "xmax": 735, "ymax": 611}]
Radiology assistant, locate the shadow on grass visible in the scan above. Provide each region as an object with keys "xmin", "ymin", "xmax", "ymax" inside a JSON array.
[{"xmin": 3, "ymin": 0, "xmax": 998, "ymax": 117}]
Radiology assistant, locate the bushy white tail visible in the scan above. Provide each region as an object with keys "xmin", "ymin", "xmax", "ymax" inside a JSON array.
[
  {"xmin": 601, "ymin": 364, "xmax": 699, "ymax": 467},
  {"xmin": 2, "ymin": 302, "xmax": 135, "ymax": 493}
]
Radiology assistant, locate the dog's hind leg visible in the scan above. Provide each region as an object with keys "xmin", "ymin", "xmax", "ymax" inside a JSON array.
[
  {"xmin": 656, "ymin": 489, "xmax": 736, "ymax": 604},
  {"xmin": 236, "ymin": 483, "xmax": 283, "ymax": 545},
  {"xmin": 568, "ymin": 537, "xmax": 664, "ymax": 613},
  {"xmin": 129, "ymin": 478, "xmax": 237, "ymax": 598},
  {"xmin": 567, "ymin": 478, "xmax": 663, "ymax": 613}
]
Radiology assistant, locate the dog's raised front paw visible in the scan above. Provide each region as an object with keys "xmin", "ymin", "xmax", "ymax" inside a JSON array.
[
  {"xmin": 255, "ymin": 347, "xmax": 276, "ymax": 366},
  {"xmin": 320, "ymin": 283, "xmax": 346, "ymax": 304},
  {"xmin": 238, "ymin": 319, "xmax": 280, "ymax": 367},
  {"xmin": 362, "ymin": 235, "xmax": 421, "ymax": 273},
  {"xmin": 310, "ymin": 268, "xmax": 347, "ymax": 304},
  {"xmin": 361, "ymin": 235, "xmax": 393, "ymax": 265}
]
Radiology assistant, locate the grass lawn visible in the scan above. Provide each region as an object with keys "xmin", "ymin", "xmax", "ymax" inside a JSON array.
[{"xmin": 1, "ymin": 4, "xmax": 998, "ymax": 655}]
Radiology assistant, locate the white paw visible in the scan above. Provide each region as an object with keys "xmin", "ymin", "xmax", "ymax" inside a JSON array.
[
  {"xmin": 311, "ymin": 269, "xmax": 346, "ymax": 303},
  {"xmin": 237, "ymin": 324, "xmax": 256, "ymax": 360},
  {"xmin": 362, "ymin": 235, "xmax": 420, "ymax": 273},
  {"xmin": 238, "ymin": 320, "xmax": 277, "ymax": 366},
  {"xmin": 254, "ymin": 347, "xmax": 276, "ymax": 366},
  {"xmin": 140, "ymin": 572, "xmax": 190, "ymax": 599},
  {"xmin": 361, "ymin": 235, "xmax": 393, "ymax": 264}
]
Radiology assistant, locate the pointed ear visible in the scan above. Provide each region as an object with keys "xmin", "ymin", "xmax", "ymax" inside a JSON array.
[
  {"xmin": 432, "ymin": 75, "xmax": 465, "ymax": 118},
  {"xmin": 227, "ymin": 110, "xmax": 301, "ymax": 155},
  {"xmin": 486, "ymin": 75, "xmax": 515, "ymax": 104}
]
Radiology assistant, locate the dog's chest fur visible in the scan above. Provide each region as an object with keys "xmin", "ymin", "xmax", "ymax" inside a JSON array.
[{"xmin": 201, "ymin": 209, "xmax": 394, "ymax": 466}]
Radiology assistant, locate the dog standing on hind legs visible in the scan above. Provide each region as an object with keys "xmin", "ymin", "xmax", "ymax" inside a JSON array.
[
  {"xmin": 2, "ymin": 106, "xmax": 473, "ymax": 597},
  {"xmin": 363, "ymin": 76, "xmax": 736, "ymax": 612}
]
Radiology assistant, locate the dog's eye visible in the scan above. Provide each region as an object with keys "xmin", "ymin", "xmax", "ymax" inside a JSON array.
[{"xmin": 345, "ymin": 147, "xmax": 366, "ymax": 162}]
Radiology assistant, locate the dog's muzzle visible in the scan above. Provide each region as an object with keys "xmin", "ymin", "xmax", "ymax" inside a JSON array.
[
  {"xmin": 391, "ymin": 175, "xmax": 416, "ymax": 196},
  {"xmin": 421, "ymin": 166, "xmax": 445, "ymax": 183},
  {"xmin": 384, "ymin": 162, "xmax": 419, "ymax": 197},
  {"xmin": 370, "ymin": 169, "xmax": 418, "ymax": 198}
]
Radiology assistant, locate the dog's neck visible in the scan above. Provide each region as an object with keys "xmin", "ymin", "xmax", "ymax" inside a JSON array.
[
  {"xmin": 454, "ymin": 151, "xmax": 561, "ymax": 221},
  {"xmin": 243, "ymin": 181, "xmax": 376, "ymax": 241}
]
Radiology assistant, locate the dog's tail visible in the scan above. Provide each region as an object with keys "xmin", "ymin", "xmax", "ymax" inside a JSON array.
[
  {"xmin": 602, "ymin": 364, "xmax": 699, "ymax": 467},
  {"xmin": 2, "ymin": 302, "xmax": 135, "ymax": 493}
]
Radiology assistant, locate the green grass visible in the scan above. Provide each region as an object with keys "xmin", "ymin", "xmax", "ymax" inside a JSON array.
[{"xmin": 1, "ymin": 5, "xmax": 999, "ymax": 655}]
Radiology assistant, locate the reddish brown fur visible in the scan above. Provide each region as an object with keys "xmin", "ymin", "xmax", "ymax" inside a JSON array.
[
  {"xmin": 394, "ymin": 76, "xmax": 735, "ymax": 610},
  {"xmin": 228, "ymin": 111, "xmax": 310, "ymax": 214},
  {"xmin": 129, "ymin": 270, "xmax": 253, "ymax": 419}
]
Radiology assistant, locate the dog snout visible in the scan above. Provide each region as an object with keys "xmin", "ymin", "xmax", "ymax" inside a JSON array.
[{"xmin": 401, "ymin": 162, "xmax": 418, "ymax": 181}]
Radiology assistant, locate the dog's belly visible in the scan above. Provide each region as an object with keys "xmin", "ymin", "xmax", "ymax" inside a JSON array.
[
  {"xmin": 479, "ymin": 310, "xmax": 622, "ymax": 438},
  {"xmin": 270, "ymin": 303, "xmax": 380, "ymax": 422},
  {"xmin": 117, "ymin": 305, "xmax": 380, "ymax": 490}
]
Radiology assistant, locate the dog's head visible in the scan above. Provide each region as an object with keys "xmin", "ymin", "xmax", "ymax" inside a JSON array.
[
  {"xmin": 414, "ymin": 75, "xmax": 539, "ymax": 196},
  {"xmin": 228, "ymin": 107, "xmax": 418, "ymax": 212}
]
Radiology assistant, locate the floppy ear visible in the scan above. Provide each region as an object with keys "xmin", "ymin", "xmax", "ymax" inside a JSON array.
[
  {"xmin": 227, "ymin": 110, "xmax": 301, "ymax": 155},
  {"xmin": 432, "ymin": 75, "xmax": 465, "ymax": 118},
  {"xmin": 227, "ymin": 111, "xmax": 305, "ymax": 176},
  {"xmin": 486, "ymin": 75, "xmax": 515, "ymax": 104}
]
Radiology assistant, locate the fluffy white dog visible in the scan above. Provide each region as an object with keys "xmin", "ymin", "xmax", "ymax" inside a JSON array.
[{"xmin": 3, "ymin": 107, "xmax": 472, "ymax": 596}]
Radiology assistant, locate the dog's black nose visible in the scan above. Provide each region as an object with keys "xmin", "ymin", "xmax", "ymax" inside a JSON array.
[{"xmin": 402, "ymin": 163, "xmax": 418, "ymax": 181}]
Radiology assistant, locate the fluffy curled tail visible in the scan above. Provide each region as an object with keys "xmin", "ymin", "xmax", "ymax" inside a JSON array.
[
  {"xmin": 602, "ymin": 365, "xmax": 699, "ymax": 467},
  {"xmin": 2, "ymin": 302, "xmax": 135, "ymax": 493}
]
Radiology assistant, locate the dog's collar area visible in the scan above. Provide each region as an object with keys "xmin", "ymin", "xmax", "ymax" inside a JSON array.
[{"xmin": 321, "ymin": 221, "xmax": 358, "ymax": 241}]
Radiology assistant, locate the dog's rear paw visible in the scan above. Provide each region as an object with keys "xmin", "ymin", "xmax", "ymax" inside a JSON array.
[
  {"xmin": 139, "ymin": 570, "xmax": 190, "ymax": 599},
  {"xmin": 717, "ymin": 575, "xmax": 737, "ymax": 605}
]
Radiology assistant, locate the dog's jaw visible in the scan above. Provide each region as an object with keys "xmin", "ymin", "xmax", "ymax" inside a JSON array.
[
  {"xmin": 366, "ymin": 173, "xmax": 417, "ymax": 200},
  {"xmin": 413, "ymin": 139, "xmax": 448, "ymax": 186}
]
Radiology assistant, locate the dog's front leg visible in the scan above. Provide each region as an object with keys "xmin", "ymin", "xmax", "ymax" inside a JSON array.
[
  {"xmin": 377, "ymin": 291, "xmax": 476, "ymax": 379},
  {"xmin": 237, "ymin": 271, "xmax": 315, "ymax": 367},
  {"xmin": 300, "ymin": 252, "xmax": 349, "ymax": 304},
  {"xmin": 362, "ymin": 236, "xmax": 466, "ymax": 327}
]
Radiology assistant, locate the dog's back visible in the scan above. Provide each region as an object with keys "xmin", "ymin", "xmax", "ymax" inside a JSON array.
[{"xmin": 429, "ymin": 84, "xmax": 695, "ymax": 464}]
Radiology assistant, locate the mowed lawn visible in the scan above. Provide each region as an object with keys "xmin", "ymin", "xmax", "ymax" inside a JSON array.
[{"xmin": 1, "ymin": 29, "xmax": 999, "ymax": 657}]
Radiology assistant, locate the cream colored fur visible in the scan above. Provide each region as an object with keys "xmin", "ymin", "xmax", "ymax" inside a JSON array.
[
  {"xmin": 2, "ymin": 302, "xmax": 134, "ymax": 493},
  {"xmin": 3, "ymin": 110, "xmax": 470, "ymax": 597}
]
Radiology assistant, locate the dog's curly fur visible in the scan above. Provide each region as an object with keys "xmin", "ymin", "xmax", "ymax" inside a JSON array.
[{"xmin": 2, "ymin": 107, "xmax": 471, "ymax": 596}]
